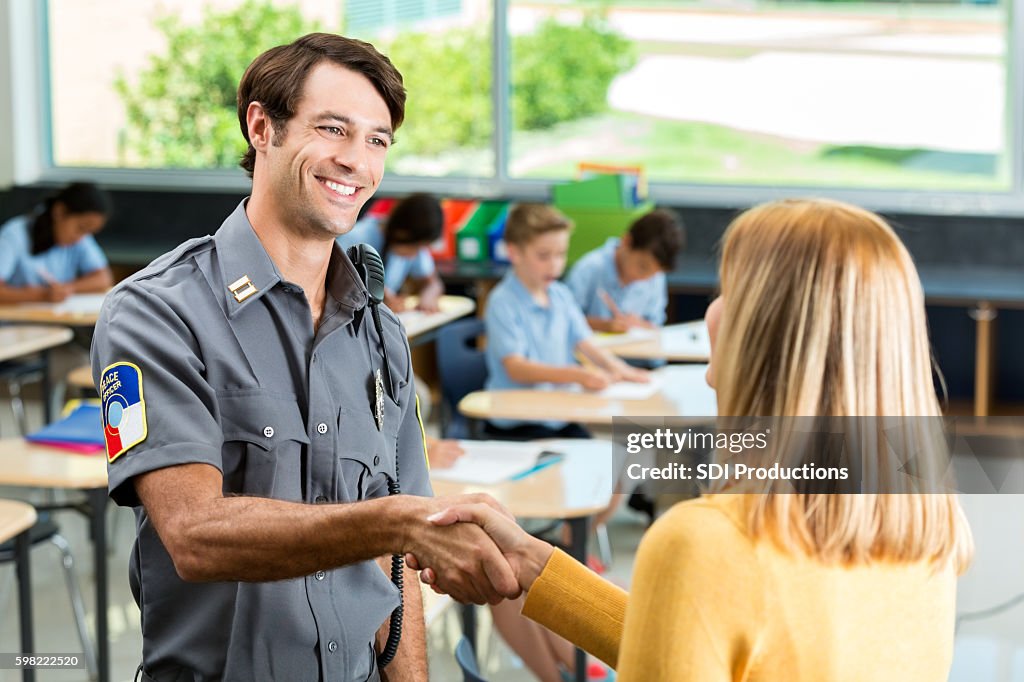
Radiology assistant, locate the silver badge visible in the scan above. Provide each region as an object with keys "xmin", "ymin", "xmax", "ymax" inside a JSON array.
[{"xmin": 375, "ymin": 368, "xmax": 384, "ymax": 431}]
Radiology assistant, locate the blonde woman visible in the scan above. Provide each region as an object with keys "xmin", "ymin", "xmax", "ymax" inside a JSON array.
[{"xmin": 414, "ymin": 198, "xmax": 973, "ymax": 681}]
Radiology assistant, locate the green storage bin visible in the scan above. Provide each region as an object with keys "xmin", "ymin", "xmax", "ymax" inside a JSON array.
[
  {"xmin": 552, "ymin": 174, "xmax": 636, "ymax": 210},
  {"xmin": 560, "ymin": 203, "xmax": 654, "ymax": 265},
  {"xmin": 456, "ymin": 201, "xmax": 507, "ymax": 262}
]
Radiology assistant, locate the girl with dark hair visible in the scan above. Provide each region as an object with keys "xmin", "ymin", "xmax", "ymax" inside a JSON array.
[{"xmin": 0, "ymin": 182, "xmax": 113, "ymax": 303}]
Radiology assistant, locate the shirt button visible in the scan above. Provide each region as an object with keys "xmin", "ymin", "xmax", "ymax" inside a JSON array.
[
  {"xmin": 317, "ymin": 422, "xmax": 328, "ymax": 435},
  {"xmin": 327, "ymin": 640, "xmax": 338, "ymax": 653},
  {"xmin": 314, "ymin": 495, "xmax": 327, "ymax": 504},
  {"xmin": 263, "ymin": 426, "xmax": 274, "ymax": 438},
  {"xmin": 315, "ymin": 570, "xmax": 326, "ymax": 581},
  {"xmin": 373, "ymin": 455, "xmax": 380, "ymax": 466}
]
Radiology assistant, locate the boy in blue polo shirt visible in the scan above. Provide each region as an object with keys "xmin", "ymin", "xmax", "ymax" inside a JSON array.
[
  {"xmin": 485, "ymin": 203, "xmax": 648, "ymax": 440},
  {"xmin": 566, "ymin": 208, "xmax": 684, "ymax": 332},
  {"xmin": 336, "ymin": 192, "xmax": 445, "ymax": 312}
]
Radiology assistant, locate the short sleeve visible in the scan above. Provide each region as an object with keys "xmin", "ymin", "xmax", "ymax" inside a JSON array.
[
  {"xmin": 0, "ymin": 218, "xmax": 27, "ymax": 282},
  {"xmin": 564, "ymin": 290, "xmax": 593, "ymax": 348},
  {"xmin": 91, "ymin": 284, "xmax": 225, "ymax": 507},
  {"xmin": 565, "ymin": 258, "xmax": 598, "ymax": 316},
  {"xmin": 75, "ymin": 235, "xmax": 109, "ymax": 276},
  {"xmin": 484, "ymin": 291, "xmax": 528, "ymax": 364},
  {"xmin": 645, "ymin": 273, "xmax": 668, "ymax": 326},
  {"xmin": 408, "ymin": 248, "xmax": 435, "ymax": 279}
]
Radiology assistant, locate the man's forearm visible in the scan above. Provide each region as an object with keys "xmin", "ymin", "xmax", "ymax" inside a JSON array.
[
  {"xmin": 163, "ymin": 493, "xmax": 420, "ymax": 582},
  {"xmin": 378, "ymin": 563, "xmax": 427, "ymax": 681}
]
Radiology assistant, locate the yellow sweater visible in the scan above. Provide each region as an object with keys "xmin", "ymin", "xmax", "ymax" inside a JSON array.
[{"xmin": 522, "ymin": 495, "xmax": 956, "ymax": 681}]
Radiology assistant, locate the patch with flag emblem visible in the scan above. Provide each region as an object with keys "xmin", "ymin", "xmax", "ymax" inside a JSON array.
[{"xmin": 100, "ymin": 362, "xmax": 148, "ymax": 462}]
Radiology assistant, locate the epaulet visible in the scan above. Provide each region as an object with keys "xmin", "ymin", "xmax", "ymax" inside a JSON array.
[{"xmin": 125, "ymin": 236, "xmax": 215, "ymax": 285}]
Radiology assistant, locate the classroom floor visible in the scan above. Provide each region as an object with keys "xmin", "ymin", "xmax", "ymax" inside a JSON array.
[{"xmin": 0, "ymin": 394, "xmax": 1022, "ymax": 681}]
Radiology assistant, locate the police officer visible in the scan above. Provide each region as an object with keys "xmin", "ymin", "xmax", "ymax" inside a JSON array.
[{"xmin": 91, "ymin": 33, "xmax": 518, "ymax": 682}]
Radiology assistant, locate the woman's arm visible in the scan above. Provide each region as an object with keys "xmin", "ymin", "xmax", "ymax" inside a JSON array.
[{"xmin": 70, "ymin": 267, "xmax": 113, "ymax": 294}]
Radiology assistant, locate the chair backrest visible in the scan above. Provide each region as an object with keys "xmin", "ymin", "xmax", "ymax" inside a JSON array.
[
  {"xmin": 436, "ymin": 317, "xmax": 487, "ymax": 438},
  {"xmin": 455, "ymin": 636, "xmax": 488, "ymax": 682}
]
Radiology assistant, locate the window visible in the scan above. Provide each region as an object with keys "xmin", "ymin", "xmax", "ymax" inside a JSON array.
[
  {"xmin": 31, "ymin": 0, "xmax": 1023, "ymax": 211},
  {"xmin": 507, "ymin": 1, "xmax": 1009, "ymax": 192},
  {"xmin": 45, "ymin": 0, "xmax": 492, "ymax": 178}
]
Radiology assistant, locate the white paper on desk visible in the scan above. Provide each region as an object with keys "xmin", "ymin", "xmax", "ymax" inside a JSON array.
[
  {"xmin": 53, "ymin": 294, "xmax": 107, "ymax": 315},
  {"xmin": 591, "ymin": 327, "xmax": 657, "ymax": 348},
  {"xmin": 429, "ymin": 441, "xmax": 551, "ymax": 484},
  {"xmin": 659, "ymin": 322, "xmax": 711, "ymax": 354},
  {"xmin": 598, "ymin": 373, "xmax": 664, "ymax": 400}
]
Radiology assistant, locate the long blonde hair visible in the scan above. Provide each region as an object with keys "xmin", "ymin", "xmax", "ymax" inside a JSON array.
[{"xmin": 715, "ymin": 198, "xmax": 972, "ymax": 572}]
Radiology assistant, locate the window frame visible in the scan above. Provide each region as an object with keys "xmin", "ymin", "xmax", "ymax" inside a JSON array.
[{"xmin": 4, "ymin": 0, "xmax": 1023, "ymax": 217}]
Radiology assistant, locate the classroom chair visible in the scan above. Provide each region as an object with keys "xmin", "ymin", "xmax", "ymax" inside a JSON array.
[
  {"xmin": 436, "ymin": 317, "xmax": 487, "ymax": 440},
  {"xmin": 0, "ymin": 358, "xmax": 47, "ymax": 436},
  {"xmin": 455, "ymin": 636, "xmax": 488, "ymax": 682},
  {"xmin": 0, "ymin": 512, "xmax": 97, "ymax": 680}
]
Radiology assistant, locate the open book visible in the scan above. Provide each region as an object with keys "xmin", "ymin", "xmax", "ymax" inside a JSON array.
[{"xmin": 429, "ymin": 440, "xmax": 562, "ymax": 484}]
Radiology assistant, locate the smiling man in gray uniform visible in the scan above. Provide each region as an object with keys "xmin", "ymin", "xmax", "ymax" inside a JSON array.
[{"xmin": 91, "ymin": 33, "xmax": 519, "ymax": 681}]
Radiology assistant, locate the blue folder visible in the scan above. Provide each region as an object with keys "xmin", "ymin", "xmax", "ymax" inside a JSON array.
[{"xmin": 26, "ymin": 403, "xmax": 105, "ymax": 446}]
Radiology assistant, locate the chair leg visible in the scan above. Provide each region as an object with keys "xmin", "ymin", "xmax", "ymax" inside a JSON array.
[
  {"xmin": 8, "ymin": 379, "xmax": 29, "ymax": 437},
  {"xmin": 49, "ymin": 534, "xmax": 98, "ymax": 681},
  {"xmin": 595, "ymin": 523, "xmax": 613, "ymax": 569}
]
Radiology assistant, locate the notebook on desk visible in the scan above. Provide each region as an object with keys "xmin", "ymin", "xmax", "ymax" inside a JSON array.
[
  {"xmin": 25, "ymin": 401, "xmax": 105, "ymax": 453},
  {"xmin": 429, "ymin": 441, "xmax": 562, "ymax": 484}
]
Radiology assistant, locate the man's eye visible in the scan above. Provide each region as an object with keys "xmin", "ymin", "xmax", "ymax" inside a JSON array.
[
  {"xmin": 370, "ymin": 136, "xmax": 389, "ymax": 148},
  {"xmin": 319, "ymin": 126, "xmax": 342, "ymax": 136}
]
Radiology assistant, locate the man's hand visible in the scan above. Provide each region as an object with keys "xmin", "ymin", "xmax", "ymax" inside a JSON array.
[
  {"xmin": 610, "ymin": 362, "xmax": 650, "ymax": 384},
  {"xmin": 415, "ymin": 290, "xmax": 441, "ymax": 313},
  {"xmin": 384, "ymin": 290, "xmax": 408, "ymax": 312},
  {"xmin": 426, "ymin": 438, "xmax": 465, "ymax": 469},
  {"xmin": 408, "ymin": 503, "xmax": 554, "ymax": 593},
  {"xmin": 576, "ymin": 367, "xmax": 611, "ymax": 392},
  {"xmin": 44, "ymin": 282, "xmax": 73, "ymax": 303},
  {"xmin": 401, "ymin": 494, "xmax": 521, "ymax": 605}
]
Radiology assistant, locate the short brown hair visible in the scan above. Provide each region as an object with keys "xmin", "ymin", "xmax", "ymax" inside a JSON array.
[
  {"xmin": 237, "ymin": 33, "xmax": 406, "ymax": 176},
  {"xmin": 627, "ymin": 209, "xmax": 685, "ymax": 270},
  {"xmin": 504, "ymin": 203, "xmax": 573, "ymax": 246}
]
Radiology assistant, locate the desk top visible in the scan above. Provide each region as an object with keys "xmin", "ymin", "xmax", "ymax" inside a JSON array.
[
  {"xmin": 594, "ymin": 320, "xmax": 711, "ymax": 362},
  {"xmin": 430, "ymin": 439, "xmax": 614, "ymax": 519},
  {"xmin": 0, "ymin": 439, "xmax": 107, "ymax": 490},
  {"xmin": 458, "ymin": 365, "xmax": 717, "ymax": 426},
  {"xmin": 0, "ymin": 499, "xmax": 37, "ymax": 543},
  {"xmin": 0, "ymin": 325, "xmax": 74, "ymax": 362},
  {"xmin": 399, "ymin": 295, "xmax": 475, "ymax": 342},
  {"xmin": 0, "ymin": 293, "xmax": 106, "ymax": 326}
]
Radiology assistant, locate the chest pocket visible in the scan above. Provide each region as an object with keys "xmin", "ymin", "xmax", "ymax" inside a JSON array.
[
  {"xmin": 336, "ymin": 396, "xmax": 403, "ymax": 503},
  {"xmin": 217, "ymin": 391, "xmax": 310, "ymax": 501}
]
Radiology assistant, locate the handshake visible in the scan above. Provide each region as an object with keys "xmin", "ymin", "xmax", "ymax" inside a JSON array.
[{"xmin": 398, "ymin": 493, "xmax": 554, "ymax": 605}]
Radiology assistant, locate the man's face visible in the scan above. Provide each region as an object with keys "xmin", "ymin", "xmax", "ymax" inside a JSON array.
[
  {"xmin": 618, "ymin": 247, "xmax": 662, "ymax": 285},
  {"xmin": 260, "ymin": 62, "xmax": 393, "ymax": 239},
  {"xmin": 508, "ymin": 230, "xmax": 570, "ymax": 291}
]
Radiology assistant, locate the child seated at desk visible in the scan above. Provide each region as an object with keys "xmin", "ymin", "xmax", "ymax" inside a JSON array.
[
  {"xmin": 485, "ymin": 203, "xmax": 647, "ymax": 440},
  {"xmin": 336, "ymin": 192, "xmax": 445, "ymax": 312},
  {"xmin": 0, "ymin": 182, "xmax": 114, "ymax": 304},
  {"xmin": 566, "ymin": 209, "xmax": 684, "ymax": 332}
]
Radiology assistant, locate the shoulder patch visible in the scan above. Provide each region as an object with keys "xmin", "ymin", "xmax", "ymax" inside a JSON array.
[{"xmin": 100, "ymin": 362, "xmax": 148, "ymax": 462}]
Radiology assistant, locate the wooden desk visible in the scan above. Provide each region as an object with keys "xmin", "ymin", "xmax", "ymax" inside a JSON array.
[
  {"xmin": 399, "ymin": 295, "xmax": 475, "ymax": 344},
  {"xmin": 0, "ymin": 325, "xmax": 74, "ymax": 362},
  {"xmin": 0, "ymin": 440, "xmax": 110, "ymax": 682},
  {"xmin": 432, "ymin": 438, "xmax": 613, "ymax": 682},
  {"xmin": 0, "ymin": 294, "xmax": 106, "ymax": 327},
  {"xmin": 593, "ymin": 320, "xmax": 710, "ymax": 363},
  {"xmin": 0, "ymin": 325, "xmax": 75, "ymax": 424},
  {"xmin": 0, "ymin": 499, "xmax": 38, "ymax": 682},
  {"xmin": 459, "ymin": 365, "xmax": 717, "ymax": 426}
]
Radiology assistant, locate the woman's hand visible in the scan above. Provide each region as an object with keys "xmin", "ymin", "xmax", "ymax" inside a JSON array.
[{"xmin": 407, "ymin": 503, "xmax": 554, "ymax": 593}]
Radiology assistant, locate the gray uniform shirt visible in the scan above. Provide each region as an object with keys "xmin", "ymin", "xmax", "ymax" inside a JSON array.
[{"xmin": 91, "ymin": 200, "xmax": 432, "ymax": 682}]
